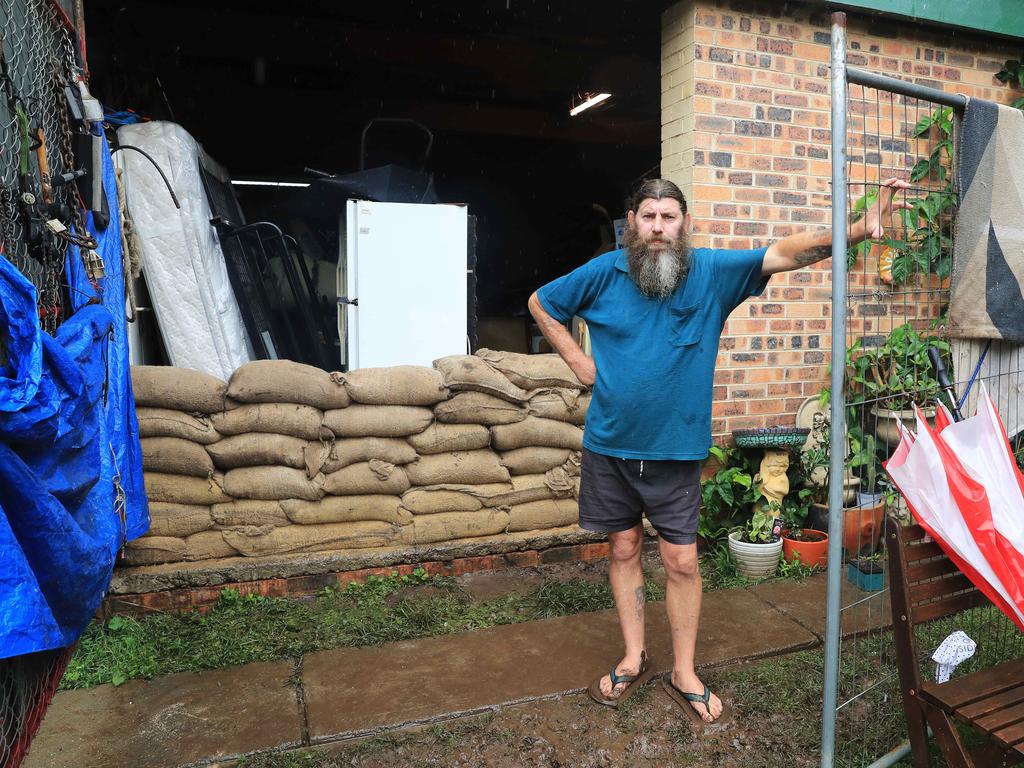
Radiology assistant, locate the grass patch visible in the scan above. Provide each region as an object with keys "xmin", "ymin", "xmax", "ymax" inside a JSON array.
[
  {"xmin": 65, "ymin": 549, "xmax": 818, "ymax": 690},
  {"xmin": 234, "ymin": 748, "xmax": 331, "ymax": 768},
  {"xmin": 64, "ymin": 570, "xmax": 665, "ymax": 689}
]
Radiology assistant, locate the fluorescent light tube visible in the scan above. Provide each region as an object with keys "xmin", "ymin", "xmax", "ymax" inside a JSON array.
[
  {"xmin": 231, "ymin": 180, "xmax": 311, "ymax": 188},
  {"xmin": 569, "ymin": 93, "xmax": 612, "ymax": 117}
]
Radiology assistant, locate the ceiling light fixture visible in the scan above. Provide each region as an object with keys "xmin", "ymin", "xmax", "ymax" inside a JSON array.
[
  {"xmin": 569, "ymin": 92, "xmax": 612, "ymax": 117},
  {"xmin": 231, "ymin": 180, "xmax": 311, "ymax": 188}
]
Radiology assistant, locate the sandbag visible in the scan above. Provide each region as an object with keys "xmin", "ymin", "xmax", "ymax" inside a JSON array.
[
  {"xmin": 221, "ymin": 466, "xmax": 326, "ymax": 501},
  {"xmin": 212, "ymin": 403, "xmax": 325, "ymax": 441},
  {"xmin": 506, "ymin": 498, "xmax": 580, "ymax": 532},
  {"xmin": 499, "ymin": 447, "xmax": 571, "ymax": 475},
  {"xmin": 147, "ymin": 502, "xmax": 213, "ymax": 538},
  {"xmin": 281, "ymin": 496, "xmax": 411, "ymax": 525},
  {"xmin": 206, "ymin": 433, "xmax": 310, "ymax": 471},
  {"xmin": 407, "ymin": 423, "xmax": 491, "ymax": 455},
  {"xmin": 475, "ymin": 349, "xmax": 582, "ymax": 390},
  {"xmin": 527, "ymin": 389, "xmax": 589, "ymax": 426},
  {"xmin": 405, "ymin": 450, "xmax": 510, "ymax": 486},
  {"xmin": 131, "ymin": 365, "xmax": 227, "ymax": 413},
  {"xmin": 322, "ymin": 405, "xmax": 433, "ymax": 438},
  {"xmin": 490, "ymin": 417, "xmax": 583, "ymax": 451},
  {"xmin": 140, "ymin": 437, "xmax": 215, "ymax": 477},
  {"xmin": 284, "ymin": 495, "xmax": 411, "ymax": 528},
  {"xmin": 482, "ymin": 474, "xmax": 558, "ymax": 508},
  {"xmin": 343, "ymin": 366, "xmax": 449, "ymax": 406},
  {"xmin": 406, "ymin": 482, "xmax": 512, "ymax": 495},
  {"xmin": 123, "ymin": 536, "xmax": 187, "ymax": 565},
  {"xmin": 184, "ymin": 530, "xmax": 238, "ymax": 561},
  {"xmin": 322, "ymin": 462, "xmax": 411, "ymax": 496},
  {"xmin": 211, "ymin": 500, "xmax": 290, "ymax": 527},
  {"xmin": 145, "ymin": 472, "xmax": 230, "ymax": 505},
  {"xmin": 136, "ymin": 407, "xmax": 221, "ymax": 444},
  {"xmin": 402, "ymin": 509, "xmax": 510, "ymax": 545},
  {"xmin": 400, "ymin": 488, "xmax": 483, "ymax": 515},
  {"xmin": 227, "ymin": 359, "xmax": 350, "ymax": 409},
  {"xmin": 223, "ymin": 521, "xmax": 397, "ymax": 556},
  {"xmin": 432, "ymin": 355, "xmax": 529, "ymax": 403},
  {"xmin": 433, "ymin": 391, "xmax": 527, "ymax": 426},
  {"xmin": 319, "ymin": 437, "xmax": 418, "ymax": 473}
]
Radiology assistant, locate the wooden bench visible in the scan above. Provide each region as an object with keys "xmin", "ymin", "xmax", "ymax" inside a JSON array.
[{"xmin": 887, "ymin": 518, "xmax": 1024, "ymax": 767}]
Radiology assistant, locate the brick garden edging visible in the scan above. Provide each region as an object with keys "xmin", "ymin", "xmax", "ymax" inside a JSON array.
[{"xmin": 100, "ymin": 540, "xmax": 621, "ymax": 618}]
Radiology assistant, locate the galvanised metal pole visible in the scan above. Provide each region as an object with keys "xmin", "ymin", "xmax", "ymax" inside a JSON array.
[{"xmin": 820, "ymin": 11, "xmax": 849, "ymax": 768}]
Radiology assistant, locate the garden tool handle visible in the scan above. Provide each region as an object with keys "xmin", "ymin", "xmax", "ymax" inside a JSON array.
[{"xmin": 928, "ymin": 346, "xmax": 963, "ymax": 422}]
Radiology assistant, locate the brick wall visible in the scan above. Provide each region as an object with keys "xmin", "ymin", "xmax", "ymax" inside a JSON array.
[{"xmin": 661, "ymin": 0, "xmax": 1023, "ymax": 441}]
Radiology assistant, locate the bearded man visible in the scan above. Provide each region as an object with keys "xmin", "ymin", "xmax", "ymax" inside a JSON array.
[{"xmin": 527, "ymin": 176, "xmax": 907, "ymax": 723}]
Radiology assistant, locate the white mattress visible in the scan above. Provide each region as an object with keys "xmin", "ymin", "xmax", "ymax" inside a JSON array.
[{"xmin": 117, "ymin": 121, "xmax": 252, "ymax": 380}]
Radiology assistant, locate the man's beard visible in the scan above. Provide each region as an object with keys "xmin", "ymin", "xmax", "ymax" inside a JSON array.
[{"xmin": 624, "ymin": 227, "xmax": 690, "ymax": 299}]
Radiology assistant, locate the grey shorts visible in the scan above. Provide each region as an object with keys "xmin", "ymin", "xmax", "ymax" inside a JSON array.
[{"xmin": 578, "ymin": 447, "xmax": 702, "ymax": 545}]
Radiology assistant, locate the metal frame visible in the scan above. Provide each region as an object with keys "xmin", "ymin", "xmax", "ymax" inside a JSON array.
[{"xmin": 821, "ymin": 12, "xmax": 974, "ymax": 767}]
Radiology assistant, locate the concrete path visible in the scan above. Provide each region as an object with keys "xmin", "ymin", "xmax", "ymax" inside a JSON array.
[{"xmin": 25, "ymin": 573, "xmax": 886, "ymax": 768}]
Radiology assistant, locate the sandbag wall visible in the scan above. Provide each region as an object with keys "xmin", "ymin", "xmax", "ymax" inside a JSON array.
[{"xmin": 126, "ymin": 351, "xmax": 589, "ymax": 567}]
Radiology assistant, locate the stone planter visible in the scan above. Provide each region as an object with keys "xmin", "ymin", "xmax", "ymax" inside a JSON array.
[
  {"xmin": 871, "ymin": 405, "xmax": 936, "ymax": 448},
  {"xmin": 728, "ymin": 531, "xmax": 783, "ymax": 578}
]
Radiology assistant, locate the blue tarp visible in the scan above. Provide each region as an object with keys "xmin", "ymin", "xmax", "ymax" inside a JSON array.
[{"xmin": 0, "ymin": 132, "xmax": 148, "ymax": 659}]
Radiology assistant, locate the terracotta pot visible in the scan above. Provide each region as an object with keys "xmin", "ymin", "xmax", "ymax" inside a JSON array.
[
  {"xmin": 809, "ymin": 501, "xmax": 885, "ymax": 557},
  {"xmin": 782, "ymin": 528, "xmax": 828, "ymax": 568}
]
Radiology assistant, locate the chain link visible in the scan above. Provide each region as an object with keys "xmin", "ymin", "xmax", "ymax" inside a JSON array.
[{"xmin": 0, "ymin": 0, "xmax": 81, "ymax": 334}]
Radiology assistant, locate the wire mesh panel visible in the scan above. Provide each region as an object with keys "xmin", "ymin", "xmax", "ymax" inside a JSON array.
[
  {"xmin": 0, "ymin": 648, "xmax": 73, "ymax": 768},
  {"xmin": 0, "ymin": 0, "xmax": 81, "ymax": 334},
  {"xmin": 831, "ymin": 72, "xmax": 1024, "ymax": 767}
]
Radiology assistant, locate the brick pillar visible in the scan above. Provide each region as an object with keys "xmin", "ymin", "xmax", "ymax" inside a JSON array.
[{"xmin": 660, "ymin": 0, "xmax": 1024, "ymax": 442}]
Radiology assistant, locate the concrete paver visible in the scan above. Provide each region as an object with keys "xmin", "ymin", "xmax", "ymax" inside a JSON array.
[
  {"xmin": 24, "ymin": 661, "xmax": 301, "ymax": 768},
  {"xmin": 749, "ymin": 572, "xmax": 891, "ymax": 638},
  {"xmin": 25, "ymin": 577, "xmax": 829, "ymax": 767},
  {"xmin": 301, "ymin": 586, "xmax": 817, "ymax": 739}
]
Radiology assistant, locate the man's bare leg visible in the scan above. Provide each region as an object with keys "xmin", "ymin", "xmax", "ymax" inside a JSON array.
[
  {"xmin": 660, "ymin": 538, "xmax": 723, "ymax": 722},
  {"xmin": 598, "ymin": 524, "xmax": 647, "ymax": 697}
]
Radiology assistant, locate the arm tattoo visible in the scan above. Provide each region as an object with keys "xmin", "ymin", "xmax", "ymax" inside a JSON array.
[
  {"xmin": 793, "ymin": 245, "xmax": 832, "ymax": 265},
  {"xmin": 634, "ymin": 585, "xmax": 645, "ymax": 619}
]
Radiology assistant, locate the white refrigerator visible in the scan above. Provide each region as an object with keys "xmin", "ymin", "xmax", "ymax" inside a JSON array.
[{"xmin": 338, "ymin": 200, "xmax": 469, "ymax": 370}]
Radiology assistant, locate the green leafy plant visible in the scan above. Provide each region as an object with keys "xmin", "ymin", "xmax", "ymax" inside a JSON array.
[
  {"xmin": 699, "ymin": 444, "xmax": 763, "ymax": 541},
  {"xmin": 848, "ymin": 323, "xmax": 950, "ymax": 411},
  {"xmin": 995, "ymin": 58, "xmax": 1024, "ymax": 110},
  {"xmin": 884, "ymin": 107, "xmax": 956, "ymax": 283}
]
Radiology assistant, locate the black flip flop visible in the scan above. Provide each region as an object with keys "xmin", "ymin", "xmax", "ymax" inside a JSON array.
[
  {"xmin": 587, "ymin": 650, "xmax": 655, "ymax": 708},
  {"xmin": 661, "ymin": 670, "xmax": 721, "ymax": 723}
]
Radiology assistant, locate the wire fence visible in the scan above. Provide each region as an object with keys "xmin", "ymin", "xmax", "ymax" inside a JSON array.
[
  {"xmin": 0, "ymin": 0, "xmax": 80, "ymax": 334},
  {"xmin": 0, "ymin": 5, "xmax": 83, "ymax": 766},
  {"xmin": 825, "ymin": 24, "xmax": 1024, "ymax": 768}
]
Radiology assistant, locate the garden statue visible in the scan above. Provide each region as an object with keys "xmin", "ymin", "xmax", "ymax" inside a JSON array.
[{"xmin": 755, "ymin": 448, "xmax": 790, "ymax": 511}]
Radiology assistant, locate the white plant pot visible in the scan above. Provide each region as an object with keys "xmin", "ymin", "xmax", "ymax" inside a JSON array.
[{"xmin": 728, "ymin": 531, "xmax": 783, "ymax": 578}]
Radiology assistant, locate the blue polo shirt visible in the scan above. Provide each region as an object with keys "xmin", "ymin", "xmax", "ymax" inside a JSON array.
[{"xmin": 536, "ymin": 246, "xmax": 769, "ymax": 460}]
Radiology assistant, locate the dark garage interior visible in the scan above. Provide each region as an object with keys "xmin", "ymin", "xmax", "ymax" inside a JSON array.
[{"xmin": 83, "ymin": 0, "xmax": 662, "ymax": 354}]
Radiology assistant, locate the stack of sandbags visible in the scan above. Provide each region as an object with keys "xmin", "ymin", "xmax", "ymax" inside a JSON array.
[
  {"xmin": 131, "ymin": 366, "xmax": 234, "ymax": 565},
  {"xmin": 126, "ymin": 356, "xmax": 593, "ymax": 568}
]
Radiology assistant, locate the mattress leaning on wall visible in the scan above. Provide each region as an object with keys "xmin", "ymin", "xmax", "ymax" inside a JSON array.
[{"xmin": 117, "ymin": 121, "xmax": 253, "ymax": 380}]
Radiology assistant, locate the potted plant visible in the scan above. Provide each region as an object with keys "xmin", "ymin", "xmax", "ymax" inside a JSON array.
[
  {"xmin": 780, "ymin": 489, "xmax": 828, "ymax": 568},
  {"xmin": 846, "ymin": 324, "xmax": 951, "ymax": 448},
  {"xmin": 799, "ymin": 415, "xmax": 885, "ymax": 557},
  {"xmin": 701, "ymin": 445, "xmax": 784, "ymax": 578},
  {"xmin": 848, "ymin": 551, "xmax": 885, "ymax": 592},
  {"xmin": 727, "ymin": 504, "xmax": 784, "ymax": 579}
]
